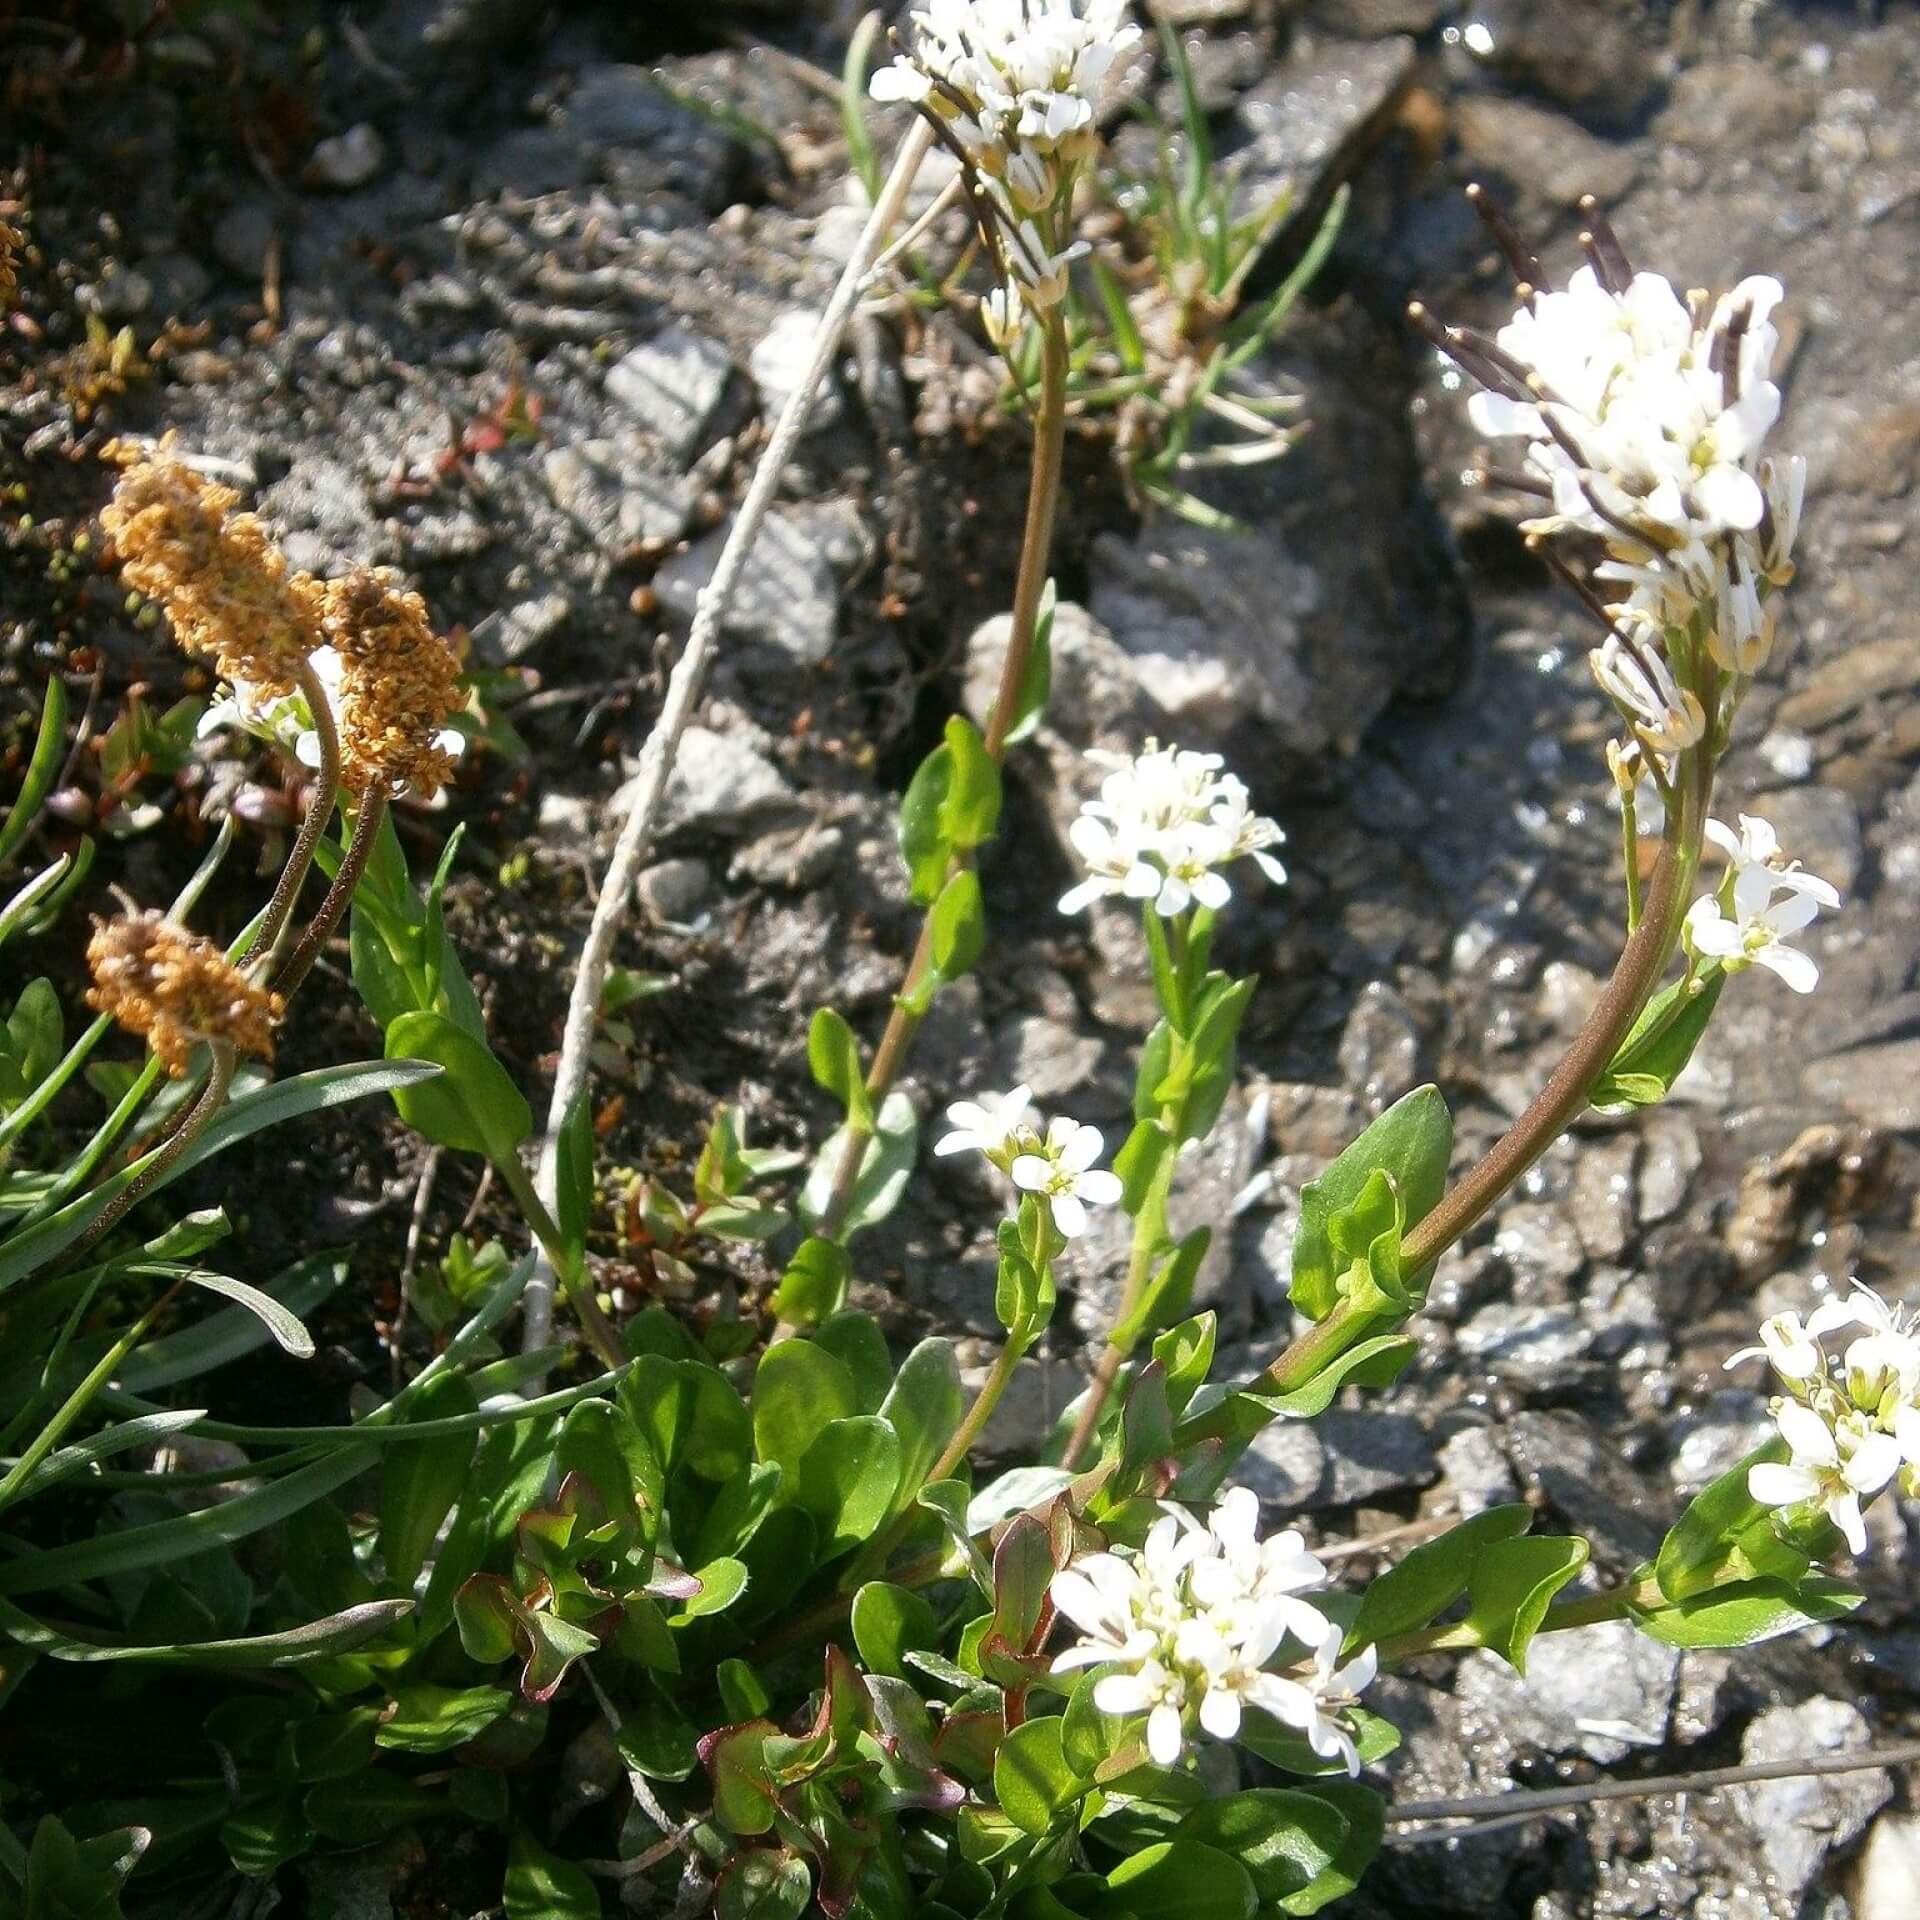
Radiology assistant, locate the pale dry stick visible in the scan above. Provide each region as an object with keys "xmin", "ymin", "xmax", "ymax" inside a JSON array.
[
  {"xmin": 1388, "ymin": 1740, "xmax": 1920, "ymax": 1844},
  {"xmin": 521, "ymin": 120, "xmax": 937, "ymax": 1361}
]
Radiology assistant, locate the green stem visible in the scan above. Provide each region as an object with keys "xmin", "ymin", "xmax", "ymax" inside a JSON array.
[
  {"xmin": 238, "ymin": 656, "xmax": 341, "ymax": 972},
  {"xmin": 814, "ymin": 313, "xmax": 1071, "ymax": 1246},
  {"xmin": 494, "ymin": 1153, "xmax": 625, "ymax": 1372},
  {"xmin": 0, "ymin": 1283, "xmax": 182, "ymax": 1513}
]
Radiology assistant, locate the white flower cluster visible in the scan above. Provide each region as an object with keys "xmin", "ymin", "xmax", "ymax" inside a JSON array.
[
  {"xmin": 1464, "ymin": 259, "xmax": 1806, "ymax": 751},
  {"xmin": 1059, "ymin": 743, "xmax": 1287, "ymax": 918},
  {"xmin": 935, "ymin": 1083, "xmax": 1122, "ymax": 1238},
  {"xmin": 869, "ymin": 0, "xmax": 1141, "ymax": 315},
  {"xmin": 1050, "ymin": 1489, "xmax": 1376, "ymax": 1771},
  {"xmin": 1730, "ymin": 1282, "xmax": 1920, "ymax": 1554},
  {"xmin": 1683, "ymin": 813, "xmax": 1840, "ymax": 995},
  {"xmin": 199, "ymin": 648, "xmax": 465, "ymax": 795}
]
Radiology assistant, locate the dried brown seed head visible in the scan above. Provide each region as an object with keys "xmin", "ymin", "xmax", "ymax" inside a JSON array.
[
  {"xmin": 320, "ymin": 566, "xmax": 462, "ymax": 800},
  {"xmin": 100, "ymin": 453, "xmax": 324, "ymax": 699},
  {"xmin": 0, "ymin": 219, "xmax": 20, "ymax": 310},
  {"xmin": 86, "ymin": 911, "xmax": 283, "ymax": 1078}
]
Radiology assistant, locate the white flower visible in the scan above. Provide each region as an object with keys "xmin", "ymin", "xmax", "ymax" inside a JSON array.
[
  {"xmin": 1010, "ymin": 1115, "xmax": 1122, "ymax": 1238},
  {"xmin": 1725, "ymin": 1310, "xmax": 1822, "ymax": 1383},
  {"xmin": 1184, "ymin": 1488, "xmax": 1332, "ymax": 1649},
  {"xmin": 1589, "ymin": 636, "xmax": 1705, "ymax": 755},
  {"xmin": 1804, "ymin": 1280, "xmax": 1919, "ymax": 1344},
  {"xmin": 1093, "ymin": 1657, "xmax": 1190, "ymax": 1766},
  {"xmin": 980, "ymin": 283, "xmax": 1025, "ymax": 353},
  {"xmin": 1466, "ymin": 265, "xmax": 1785, "ymax": 550},
  {"xmin": 1749, "ymin": 1401, "xmax": 1901, "ymax": 1556},
  {"xmin": 1060, "ymin": 742, "xmax": 1285, "ymax": 920},
  {"xmin": 1239, "ymin": 1627, "xmax": 1380, "ymax": 1777},
  {"xmin": 934, "ymin": 1083, "xmax": 1033, "ymax": 1161},
  {"xmin": 1684, "ymin": 814, "xmax": 1840, "ymax": 994}
]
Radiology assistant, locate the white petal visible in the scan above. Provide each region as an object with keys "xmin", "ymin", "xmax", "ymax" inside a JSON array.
[
  {"xmin": 1094, "ymin": 1672, "xmax": 1151, "ymax": 1715},
  {"xmin": 1694, "ymin": 464, "xmax": 1765, "ymax": 533},
  {"xmin": 1826, "ymin": 1492, "xmax": 1868, "ymax": 1557},
  {"xmin": 1753, "ymin": 942, "xmax": 1819, "ymax": 994},
  {"xmin": 1748, "ymin": 1462, "xmax": 1820, "ymax": 1508},
  {"xmin": 1050, "ymin": 1191, "xmax": 1089, "ymax": 1238},
  {"xmin": 1844, "ymin": 1432, "xmax": 1901, "ymax": 1495},
  {"xmin": 1198, "ymin": 1688, "xmax": 1242, "ymax": 1740},
  {"xmin": 1776, "ymin": 1400, "xmax": 1839, "ymax": 1466},
  {"xmin": 1146, "ymin": 1702, "xmax": 1185, "ymax": 1766},
  {"xmin": 933, "ymin": 1130, "xmax": 978, "ymax": 1157},
  {"xmin": 1059, "ymin": 1123, "xmax": 1103, "ymax": 1174},
  {"xmin": 1074, "ymin": 1169, "xmax": 1123, "ymax": 1207},
  {"xmin": 1010, "ymin": 1155, "xmax": 1052, "ymax": 1192}
]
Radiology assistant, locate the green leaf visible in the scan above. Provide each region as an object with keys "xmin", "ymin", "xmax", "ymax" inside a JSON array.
[
  {"xmin": 1465, "ymin": 1534, "xmax": 1590, "ymax": 1673},
  {"xmin": 1290, "ymin": 1086, "xmax": 1452, "ymax": 1322},
  {"xmin": 752, "ymin": 1339, "xmax": 860, "ymax": 1476},
  {"xmin": 769, "ymin": 1237, "xmax": 850, "ymax": 1330},
  {"xmin": 680, "ymin": 1557, "xmax": 750, "ymax": 1621},
  {"xmin": 700, "ymin": 1721, "xmax": 780, "ymax": 1836},
  {"xmin": 1346, "ymin": 1505, "xmax": 1533, "ymax": 1650},
  {"xmin": 1591, "ymin": 972, "xmax": 1725, "ymax": 1112},
  {"xmin": 119, "ymin": 1256, "xmax": 347, "ymax": 1392},
  {"xmin": 1276, "ymin": 1785, "xmax": 1383, "ymax": 1916},
  {"xmin": 799, "ymin": 1092, "xmax": 918, "ymax": 1236},
  {"xmin": 897, "ymin": 717, "xmax": 1003, "ymax": 905},
  {"xmin": 877, "ymin": 1339, "xmax": 964, "ymax": 1520},
  {"xmin": 1654, "ymin": 1438, "xmax": 1803, "ymax": 1603},
  {"xmin": 1630, "ymin": 1572, "xmax": 1863, "ymax": 1648},
  {"xmin": 1111, "ymin": 1227, "xmax": 1208, "ymax": 1351},
  {"xmin": 851, "ymin": 1582, "xmax": 939, "ymax": 1680},
  {"xmin": 1102, "ymin": 1842, "xmax": 1256, "ymax": 1920},
  {"xmin": 1233, "ymin": 1333, "xmax": 1418, "ymax": 1426},
  {"xmin": 617, "ymin": 1682, "xmax": 702, "ymax": 1781},
  {"xmin": 554, "ymin": 1092, "xmax": 596, "ymax": 1270},
  {"xmin": 922, "ymin": 869, "xmax": 987, "ymax": 1000},
  {"xmin": 375, "ymin": 1684, "xmax": 513, "ymax": 1754},
  {"xmin": 1003, "ymin": 580, "xmax": 1055, "ymax": 746},
  {"xmin": 0, "ymin": 674, "xmax": 68, "ymax": 873},
  {"xmin": 797, "ymin": 1416, "xmax": 902, "ymax": 1557},
  {"xmin": 505, "ymin": 1828, "xmax": 601, "ymax": 1920},
  {"xmin": 172, "ymin": 1270, "xmax": 314, "ymax": 1358},
  {"xmin": 1152, "ymin": 1313, "xmax": 1216, "ymax": 1419},
  {"xmin": 303, "ymin": 1775, "xmax": 443, "ymax": 1845},
  {"xmin": 0, "ymin": 1061, "xmax": 440, "ymax": 1292},
  {"xmin": 0, "ymin": 1594, "xmax": 410, "ymax": 1668},
  {"xmin": 378, "ymin": 1374, "xmax": 478, "ymax": 1592},
  {"xmin": 994, "ymin": 1717, "xmax": 1084, "ymax": 1836},
  {"xmin": 4, "ymin": 979, "xmax": 63, "ymax": 1102},
  {"xmin": 385, "ymin": 1011, "xmax": 531, "ymax": 1161},
  {"xmin": 814, "ymin": 1311, "xmax": 893, "ymax": 1412},
  {"xmin": 1174, "ymin": 1791, "xmax": 1350, "ymax": 1905},
  {"xmin": 5, "ymin": 1410, "xmax": 206, "ymax": 1505},
  {"xmin": 16, "ymin": 1815, "xmax": 148, "ymax": 1920},
  {"xmin": 808, "ymin": 1008, "xmax": 872, "ymax": 1130},
  {"xmin": 717, "ymin": 1849, "xmax": 812, "ymax": 1920}
]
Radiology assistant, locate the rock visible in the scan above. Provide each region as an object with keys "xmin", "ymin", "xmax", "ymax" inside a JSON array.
[
  {"xmin": 1086, "ymin": 301, "xmax": 1466, "ymax": 767},
  {"xmin": 542, "ymin": 439, "xmax": 697, "ymax": 553},
  {"xmin": 748, "ymin": 307, "xmax": 841, "ymax": 430},
  {"xmin": 1803, "ymin": 1040, "xmax": 1920, "ymax": 1134},
  {"xmin": 1230, "ymin": 36, "xmax": 1417, "ymax": 216},
  {"xmin": 730, "ymin": 819, "xmax": 844, "ymax": 891},
  {"xmin": 1724, "ymin": 1123, "xmax": 1890, "ymax": 1275},
  {"xmin": 1436, "ymin": 1423, "xmax": 1519, "ymax": 1515},
  {"xmin": 1506, "ymin": 1409, "xmax": 1667, "ymax": 1565},
  {"xmin": 1776, "ymin": 634, "xmax": 1920, "ymax": 735},
  {"xmin": 563, "ymin": 62, "xmax": 741, "ymax": 209},
  {"xmin": 138, "ymin": 250, "xmax": 211, "ymax": 314},
  {"xmin": 653, "ymin": 505, "xmax": 863, "ymax": 666},
  {"xmin": 637, "ymin": 858, "xmax": 713, "ymax": 925},
  {"xmin": 1733, "ymin": 1698, "xmax": 1893, "ymax": 1901},
  {"xmin": 1457, "ymin": 1300, "xmax": 1595, "ymax": 1387},
  {"xmin": 607, "ymin": 326, "xmax": 736, "ymax": 462},
  {"xmin": 997, "ymin": 1015, "xmax": 1102, "ymax": 1104},
  {"xmin": 636, "ymin": 724, "xmax": 798, "ymax": 836},
  {"xmin": 1856, "ymin": 1812, "xmax": 1920, "ymax": 1920},
  {"xmin": 975, "ymin": 1356, "xmax": 1082, "ymax": 1456},
  {"xmin": 1242, "ymin": 1408, "xmax": 1435, "ymax": 1509},
  {"xmin": 1659, "ymin": 57, "xmax": 1817, "ymax": 154},
  {"xmin": 468, "ymin": 592, "xmax": 570, "ymax": 667},
  {"xmin": 1750, "ymin": 785, "xmax": 1863, "ymax": 897},
  {"xmin": 1637, "ymin": 1111, "xmax": 1702, "ymax": 1223},
  {"xmin": 305, "ymin": 124, "xmax": 387, "ymax": 191},
  {"xmin": 77, "ymin": 266, "xmax": 152, "ymax": 321},
  {"xmin": 1490, "ymin": 1203, "xmax": 1585, "ymax": 1291},
  {"xmin": 1454, "ymin": 0, "xmax": 1660, "ymax": 128},
  {"xmin": 471, "ymin": 127, "xmax": 589, "ymax": 199},
  {"xmin": 1337, "ymin": 983, "xmax": 1423, "ymax": 1110},
  {"xmin": 1309, "ymin": 0, "xmax": 1444, "ymax": 31},
  {"xmin": 211, "ymin": 202, "xmax": 276, "ymax": 277},
  {"xmin": 1569, "ymin": 1132, "xmax": 1637, "ymax": 1262},
  {"xmin": 1667, "ymin": 1391, "xmax": 1775, "ymax": 1496},
  {"xmin": 1456, "ymin": 1620, "xmax": 1678, "ymax": 1763},
  {"xmin": 1452, "ymin": 95, "xmax": 1639, "ymax": 208}
]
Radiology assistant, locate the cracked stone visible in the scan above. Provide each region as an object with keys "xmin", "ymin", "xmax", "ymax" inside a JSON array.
[{"xmin": 607, "ymin": 325, "xmax": 735, "ymax": 461}]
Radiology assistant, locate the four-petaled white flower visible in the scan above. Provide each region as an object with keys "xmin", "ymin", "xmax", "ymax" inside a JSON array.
[
  {"xmin": 934, "ymin": 1083, "xmax": 1034, "ymax": 1162},
  {"xmin": 1748, "ymin": 1402, "xmax": 1900, "ymax": 1556},
  {"xmin": 1731, "ymin": 1280, "xmax": 1920, "ymax": 1556},
  {"xmin": 1060, "ymin": 742, "xmax": 1287, "ymax": 920},
  {"xmin": 1589, "ymin": 636, "xmax": 1705, "ymax": 756},
  {"xmin": 1010, "ymin": 1115, "xmax": 1122, "ymax": 1238},
  {"xmin": 1049, "ymin": 1491, "xmax": 1368, "ymax": 1773},
  {"xmin": 1684, "ymin": 813, "xmax": 1841, "ymax": 994}
]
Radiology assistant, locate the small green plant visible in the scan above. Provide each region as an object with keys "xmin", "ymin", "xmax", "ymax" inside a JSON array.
[{"xmin": 0, "ymin": 10, "xmax": 1890, "ymax": 1919}]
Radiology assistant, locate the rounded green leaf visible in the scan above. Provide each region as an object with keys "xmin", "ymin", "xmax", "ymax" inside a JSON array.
[
  {"xmin": 1103, "ymin": 1842, "xmax": 1256, "ymax": 1920},
  {"xmin": 751, "ymin": 1339, "xmax": 860, "ymax": 1475},
  {"xmin": 994, "ymin": 1716, "xmax": 1084, "ymax": 1837},
  {"xmin": 851, "ymin": 1582, "xmax": 939, "ymax": 1680},
  {"xmin": 385, "ymin": 1010, "xmax": 531, "ymax": 1160}
]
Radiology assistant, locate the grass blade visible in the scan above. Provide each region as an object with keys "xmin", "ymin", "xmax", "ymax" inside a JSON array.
[
  {"xmin": 0, "ymin": 677, "xmax": 68, "ymax": 874},
  {"xmin": 117, "ymin": 1257, "xmax": 347, "ymax": 1392},
  {"xmin": 4, "ymin": 1409, "xmax": 206, "ymax": 1503},
  {"xmin": 0, "ymin": 1593, "xmax": 412, "ymax": 1667}
]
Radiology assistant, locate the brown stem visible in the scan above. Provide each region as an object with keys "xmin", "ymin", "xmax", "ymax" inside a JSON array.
[
  {"xmin": 66, "ymin": 1043, "xmax": 237, "ymax": 1261},
  {"xmin": 273, "ymin": 787, "xmax": 389, "ymax": 999},
  {"xmin": 237, "ymin": 657, "xmax": 341, "ymax": 972},
  {"xmin": 814, "ymin": 315, "xmax": 1071, "ymax": 1244}
]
